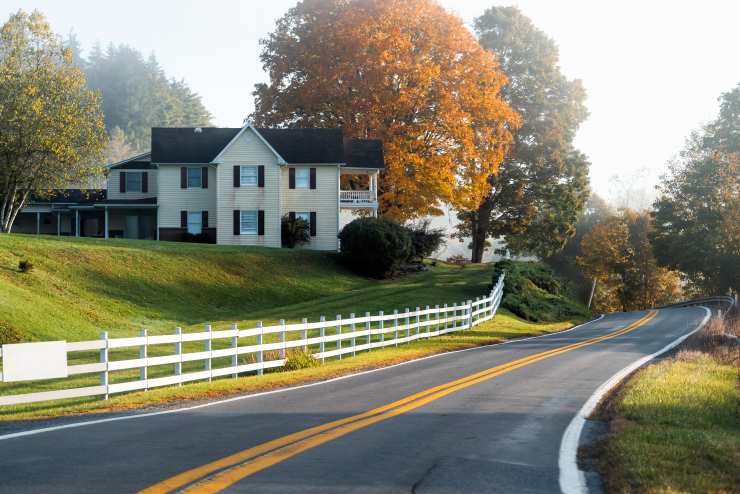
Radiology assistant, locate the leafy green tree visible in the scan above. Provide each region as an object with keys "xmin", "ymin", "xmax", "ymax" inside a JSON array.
[
  {"xmin": 81, "ymin": 42, "xmax": 212, "ymax": 151},
  {"xmin": 0, "ymin": 10, "xmax": 106, "ymax": 233},
  {"xmin": 455, "ymin": 6, "xmax": 590, "ymax": 262},
  {"xmin": 652, "ymin": 85, "xmax": 739, "ymax": 295}
]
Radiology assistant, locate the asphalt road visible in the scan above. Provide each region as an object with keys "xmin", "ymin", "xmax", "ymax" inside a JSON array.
[{"xmin": 0, "ymin": 306, "xmax": 708, "ymax": 494}]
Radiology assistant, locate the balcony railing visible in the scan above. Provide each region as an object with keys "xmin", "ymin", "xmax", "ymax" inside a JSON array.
[{"xmin": 340, "ymin": 190, "xmax": 377, "ymax": 206}]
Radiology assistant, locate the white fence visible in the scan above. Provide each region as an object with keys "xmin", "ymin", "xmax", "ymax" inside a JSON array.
[{"xmin": 0, "ymin": 274, "xmax": 505, "ymax": 407}]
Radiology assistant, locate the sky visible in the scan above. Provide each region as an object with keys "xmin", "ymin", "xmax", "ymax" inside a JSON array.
[{"xmin": 2, "ymin": 0, "xmax": 739, "ymax": 203}]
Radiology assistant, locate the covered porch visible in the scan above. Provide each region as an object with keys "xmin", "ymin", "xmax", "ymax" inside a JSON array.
[{"xmin": 340, "ymin": 168, "xmax": 379, "ymax": 211}]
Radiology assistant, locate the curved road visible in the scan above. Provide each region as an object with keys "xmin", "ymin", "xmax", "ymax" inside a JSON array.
[{"xmin": 0, "ymin": 306, "xmax": 708, "ymax": 493}]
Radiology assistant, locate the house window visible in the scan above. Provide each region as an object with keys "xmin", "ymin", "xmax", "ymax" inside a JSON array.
[
  {"xmin": 295, "ymin": 212, "xmax": 310, "ymax": 223},
  {"xmin": 240, "ymin": 166, "xmax": 258, "ymax": 186},
  {"xmin": 295, "ymin": 168, "xmax": 310, "ymax": 188},
  {"xmin": 126, "ymin": 172, "xmax": 142, "ymax": 192},
  {"xmin": 187, "ymin": 212, "xmax": 202, "ymax": 235},
  {"xmin": 240, "ymin": 210, "xmax": 258, "ymax": 235},
  {"xmin": 187, "ymin": 168, "xmax": 202, "ymax": 188}
]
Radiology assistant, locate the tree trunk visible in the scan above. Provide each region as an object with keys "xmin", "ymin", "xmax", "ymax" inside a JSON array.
[
  {"xmin": 587, "ymin": 278, "xmax": 597, "ymax": 309},
  {"xmin": 470, "ymin": 199, "xmax": 494, "ymax": 263}
]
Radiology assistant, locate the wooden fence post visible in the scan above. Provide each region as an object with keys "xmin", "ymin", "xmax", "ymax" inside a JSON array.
[
  {"xmin": 335, "ymin": 315, "xmax": 342, "ymax": 360},
  {"xmin": 379, "ymin": 311, "xmax": 384, "ymax": 344},
  {"xmin": 350, "ymin": 313, "xmax": 356, "ymax": 357},
  {"xmin": 319, "ymin": 316, "xmax": 326, "ymax": 363},
  {"xmin": 279, "ymin": 319, "xmax": 286, "ymax": 360},
  {"xmin": 175, "ymin": 327, "xmax": 182, "ymax": 386},
  {"xmin": 467, "ymin": 299, "xmax": 473, "ymax": 329},
  {"xmin": 256, "ymin": 321, "xmax": 264, "ymax": 375},
  {"xmin": 301, "ymin": 318, "xmax": 308, "ymax": 352},
  {"xmin": 443, "ymin": 304, "xmax": 448, "ymax": 332},
  {"xmin": 426, "ymin": 305, "xmax": 431, "ymax": 338},
  {"xmin": 405, "ymin": 308, "xmax": 410, "ymax": 342},
  {"xmin": 231, "ymin": 323, "xmax": 238, "ymax": 378},
  {"xmin": 139, "ymin": 328, "xmax": 148, "ymax": 389},
  {"xmin": 393, "ymin": 309, "xmax": 399, "ymax": 346},
  {"xmin": 205, "ymin": 324, "xmax": 212, "ymax": 382},
  {"xmin": 365, "ymin": 312, "xmax": 371, "ymax": 349},
  {"xmin": 415, "ymin": 307, "xmax": 421, "ymax": 338},
  {"xmin": 100, "ymin": 330, "xmax": 109, "ymax": 400}
]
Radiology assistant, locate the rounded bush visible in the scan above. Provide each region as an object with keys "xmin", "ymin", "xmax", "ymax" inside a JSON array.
[{"xmin": 338, "ymin": 217, "xmax": 412, "ymax": 278}]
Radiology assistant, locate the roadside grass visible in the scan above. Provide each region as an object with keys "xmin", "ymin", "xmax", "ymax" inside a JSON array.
[
  {"xmin": 0, "ymin": 309, "xmax": 580, "ymax": 422},
  {"xmin": 600, "ymin": 316, "xmax": 740, "ymax": 493}
]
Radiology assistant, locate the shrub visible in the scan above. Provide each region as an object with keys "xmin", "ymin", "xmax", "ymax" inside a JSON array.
[
  {"xmin": 405, "ymin": 220, "xmax": 445, "ymax": 262},
  {"xmin": 0, "ymin": 321, "xmax": 22, "ymax": 344},
  {"xmin": 492, "ymin": 259, "xmax": 590, "ymax": 322},
  {"xmin": 183, "ymin": 232, "xmax": 211, "ymax": 243},
  {"xmin": 283, "ymin": 348, "xmax": 321, "ymax": 371},
  {"xmin": 338, "ymin": 217, "xmax": 412, "ymax": 278},
  {"xmin": 446, "ymin": 255, "xmax": 468, "ymax": 265},
  {"xmin": 281, "ymin": 215, "xmax": 310, "ymax": 248},
  {"xmin": 18, "ymin": 260, "xmax": 33, "ymax": 273}
]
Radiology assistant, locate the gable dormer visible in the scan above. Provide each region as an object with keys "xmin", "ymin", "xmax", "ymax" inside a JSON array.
[{"xmin": 107, "ymin": 152, "xmax": 157, "ymax": 201}]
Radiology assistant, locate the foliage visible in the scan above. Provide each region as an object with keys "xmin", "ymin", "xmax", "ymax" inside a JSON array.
[
  {"xmin": 17, "ymin": 259, "xmax": 33, "ymax": 273},
  {"xmin": 0, "ymin": 10, "xmax": 107, "ymax": 233},
  {"xmin": 281, "ymin": 214, "xmax": 310, "ymax": 248},
  {"xmin": 338, "ymin": 217, "xmax": 412, "ymax": 278},
  {"xmin": 578, "ymin": 210, "xmax": 682, "ymax": 312},
  {"xmin": 455, "ymin": 6, "xmax": 590, "ymax": 262},
  {"xmin": 252, "ymin": 0, "xmax": 520, "ymax": 220},
  {"xmin": 0, "ymin": 320, "xmax": 21, "ymax": 344},
  {"xmin": 491, "ymin": 259, "xmax": 589, "ymax": 322},
  {"xmin": 68, "ymin": 36, "xmax": 212, "ymax": 152},
  {"xmin": 404, "ymin": 220, "xmax": 445, "ymax": 262},
  {"xmin": 545, "ymin": 194, "xmax": 613, "ymax": 302},
  {"xmin": 446, "ymin": 255, "xmax": 469, "ymax": 266},
  {"xmin": 651, "ymin": 84, "xmax": 739, "ymax": 295},
  {"xmin": 282, "ymin": 348, "xmax": 321, "ymax": 371},
  {"xmin": 182, "ymin": 232, "xmax": 211, "ymax": 243}
]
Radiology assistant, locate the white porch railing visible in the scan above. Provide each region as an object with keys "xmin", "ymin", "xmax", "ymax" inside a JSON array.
[
  {"xmin": 340, "ymin": 190, "xmax": 377, "ymax": 205},
  {"xmin": 0, "ymin": 275, "xmax": 505, "ymax": 406}
]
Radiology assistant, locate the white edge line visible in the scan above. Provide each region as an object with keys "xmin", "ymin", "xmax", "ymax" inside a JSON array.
[
  {"xmin": 558, "ymin": 306, "xmax": 712, "ymax": 494},
  {"xmin": 0, "ymin": 314, "xmax": 605, "ymax": 442}
]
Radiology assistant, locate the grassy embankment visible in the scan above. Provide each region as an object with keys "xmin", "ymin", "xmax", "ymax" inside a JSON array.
[
  {"xmin": 600, "ymin": 315, "xmax": 739, "ymax": 493},
  {"xmin": 0, "ymin": 234, "xmax": 588, "ymax": 421}
]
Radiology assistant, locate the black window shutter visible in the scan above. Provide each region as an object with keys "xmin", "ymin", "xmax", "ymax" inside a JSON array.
[
  {"xmin": 180, "ymin": 211, "xmax": 187, "ymax": 228},
  {"xmin": 289, "ymin": 168, "xmax": 295, "ymax": 189},
  {"xmin": 258, "ymin": 210, "xmax": 265, "ymax": 236},
  {"xmin": 310, "ymin": 212, "xmax": 317, "ymax": 237},
  {"xmin": 202, "ymin": 210, "xmax": 208, "ymax": 229},
  {"xmin": 201, "ymin": 167, "xmax": 208, "ymax": 188},
  {"xmin": 258, "ymin": 165, "xmax": 265, "ymax": 188},
  {"xmin": 310, "ymin": 168, "xmax": 316, "ymax": 189},
  {"xmin": 233, "ymin": 166, "xmax": 240, "ymax": 187},
  {"xmin": 180, "ymin": 167, "xmax": 187, "ymax": 188},
  {"xmin": 142, "ymin": 172, "xmax": 148, "ymax": 193},
  {"xmin": 119, "ymin": 172, "xmax": 126, "ymax": 193},
  {"xmin": 233, "ymin": 210, "xmax": 240, "ymax": 235},
  {"xmin": 289, "ymin": 211, "xmax": 296, "ymax": 222}
]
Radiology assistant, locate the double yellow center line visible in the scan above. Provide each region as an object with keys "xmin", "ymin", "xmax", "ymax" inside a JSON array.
[{"xmin": 139, "ymin": 311, "xmax": 657, "ymax": 494}]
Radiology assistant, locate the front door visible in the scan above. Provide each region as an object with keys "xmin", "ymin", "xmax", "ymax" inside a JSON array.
[{"xmin": 124, "ymin": 215, "xmax": 139, "ymax": 239}]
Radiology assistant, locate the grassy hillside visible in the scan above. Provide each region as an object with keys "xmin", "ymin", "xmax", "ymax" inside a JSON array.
[{"xmin": 0, "ymin": 234, "xmax": 496, "ymax": 342}]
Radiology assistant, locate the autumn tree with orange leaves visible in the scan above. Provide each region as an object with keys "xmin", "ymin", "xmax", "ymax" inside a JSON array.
[{"xmin": 252, "ymin": 0, "xmax": 520, "ymax": 220}]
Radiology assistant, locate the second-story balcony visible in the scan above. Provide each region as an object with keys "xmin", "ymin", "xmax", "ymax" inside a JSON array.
[{"xmin": 340, "ymin": 189, "xmax": 377, "ymax": 207}]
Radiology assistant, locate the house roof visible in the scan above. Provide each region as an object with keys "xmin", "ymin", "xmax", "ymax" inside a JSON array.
[
  {"xmin": 29, "ymin": 189, "xmax": 107, "ymax": 204},
  {"xmin": 108, "ymin": 152, "xmax": 154, "ymax": 170},
  {"xmin": 148, "ymin": 126, "xmax": 384, "ymax": 169},
  {"xmin": 151, "ymin": 127, "xmax": 240, "ymax": 164}
]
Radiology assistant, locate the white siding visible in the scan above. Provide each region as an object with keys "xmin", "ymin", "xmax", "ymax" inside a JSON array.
[
  {"xmin": 157, "ymin": 166, "xmax": 217, "ymax": 229},
  {"xmin": 107, "ymin": 169, "xmax": 157, "ymax": 201},
  {"xmin": 216, "ymin": 128, "xmax": 282, "ymax": 247},
  {"xmin": 281, "ymin": 165, "xmax": 340, "ymax": 251}
]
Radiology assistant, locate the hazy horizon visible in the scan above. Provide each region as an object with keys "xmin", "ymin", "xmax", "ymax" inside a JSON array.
[{"xmin": 2, "ymin": 0, "xmax": 738, "ymax": 206}]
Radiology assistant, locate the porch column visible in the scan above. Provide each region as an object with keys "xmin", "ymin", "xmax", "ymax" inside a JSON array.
[
  {"xmin": 36, "ymin": 212, "xmax": 40, "ymax": 235},
  {"xmin": 75, "ymin": 210, "xmax": 80, "ymax": 237},
  {"xmin": 56, "ymin": 212, "xmax": 61, "ymax": 236},
  {"xmin": 104, "ymin": 207, "xmax": 109, "ymax": 239},
  {"xmin": 156, "ymin": 208, "xmax": 160, "ymax": 241}
]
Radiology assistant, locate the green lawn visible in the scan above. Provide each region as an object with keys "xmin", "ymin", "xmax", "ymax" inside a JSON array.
[
  {"xmin": 603, "ymin": 353, "xmax": 739, "ymax": 493},
  {"xmin": 0, "ymin": 234, "xmax": 586, "ymax": 421}
]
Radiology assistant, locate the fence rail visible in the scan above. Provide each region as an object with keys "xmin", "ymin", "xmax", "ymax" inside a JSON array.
[{"xmin": 0, "ymin": 275, "xmax": 505, "ymax": 406}]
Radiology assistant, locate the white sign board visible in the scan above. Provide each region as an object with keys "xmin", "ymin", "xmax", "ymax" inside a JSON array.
[{"xmin": 1, "ymin": 341, "xmax": 68, "ymax": 382}]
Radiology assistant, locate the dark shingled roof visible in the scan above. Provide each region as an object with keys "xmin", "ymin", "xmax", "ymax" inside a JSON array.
[
  {"xmin": 149, "ymin": 126, "xmax": 384, "ymax": 168},
  {"xmin": 29, "ymin": 189, "xmax": 107, "ymax": 204},
  {"xmin": 343, "ymin": 138, "xmax": 385, "ymax": 169},
  {"xmin": 109, "ymin": 152, "xmax": 154, "ymax": 170},
  {"xmin": 151, "ymin": 127, "xmax": 240, "ymax": 164},
  {"xmin": 256, "ymin": 128, "xmax": 343, "ymax": 164}
]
